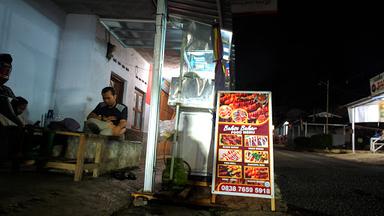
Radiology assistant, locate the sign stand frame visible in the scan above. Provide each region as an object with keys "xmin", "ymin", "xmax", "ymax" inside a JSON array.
[{"xmin": 211, "ymin": 91, "xmax": 275, "ymax": 211}]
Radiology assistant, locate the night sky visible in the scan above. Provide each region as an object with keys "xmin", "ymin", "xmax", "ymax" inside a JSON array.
[{"xmin": 233, "ymin": 1, "xmax": 384, "ymax": 123}]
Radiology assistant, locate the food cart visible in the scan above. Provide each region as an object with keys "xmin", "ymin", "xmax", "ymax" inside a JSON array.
[
  {"xmin": 139, "ymin": 3, "xmax": 275, "ymax": 210},
  {"xmin": 167, "ymin": 20, "xmax": 229, "ymax": 178}
]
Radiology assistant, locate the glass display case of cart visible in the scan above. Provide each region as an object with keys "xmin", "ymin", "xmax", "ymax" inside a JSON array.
[{"xmin": 168, "ymin": 20, "xmax": 216, "ymax": 109}]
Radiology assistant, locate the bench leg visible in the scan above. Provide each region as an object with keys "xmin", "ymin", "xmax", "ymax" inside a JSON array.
[
  {"xmin": 271, "ymin": 197, "xmax": 276, "ymax": 211},
  {"xmin": 371, "ymin": 141, "xmax": 377, "ymax": 152},
  {"xmin": 374, "ymin": 144, "xmax": 384, "ymax": 153},
  {"xmin": 74, "ymin": 135, "xmax": 86, "ymax": 181},
  {"xmin": 210, "ymin": 194, "xmax": 217, "ymax": 204},
  {"xmin": 93, "ymin": 141, "xmax": 103, "ymax": 177}
]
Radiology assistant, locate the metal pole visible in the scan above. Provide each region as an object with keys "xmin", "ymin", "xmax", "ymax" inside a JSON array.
[
  {"xmin": 215, "ymin": 0, "xmax": 223, "ymax": 27},
  {"xmin": 352, "ymin": 107, "xmax": 355, "ymax": 153},
  {"xmin": 170, "ymin": 104, "xmax": 180, "ymax": 180},
  {"xmin": 143, "ymin": 0, "xmax": 167, "ymax": 193},
  {"xmin": 326, "ymin": 80, "xmax": 329, "ymax": 134},
  {"xmin": 170, "ymin": 29, "xmax": 187, "ymax": 180}
]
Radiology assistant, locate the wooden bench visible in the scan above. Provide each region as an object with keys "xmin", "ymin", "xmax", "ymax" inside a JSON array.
[
  {"xmin": 370, "ymin": 137, "xmax": 384, "ymax": 153},
  {"xmin": 45, "ymin": 131, "xmax": 103, "ymax": 181}
]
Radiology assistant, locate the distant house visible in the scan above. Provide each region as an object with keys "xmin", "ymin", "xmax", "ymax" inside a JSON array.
[{"xmin": 275, "ymin": 111, "xmax": 348, "ymax": 146}]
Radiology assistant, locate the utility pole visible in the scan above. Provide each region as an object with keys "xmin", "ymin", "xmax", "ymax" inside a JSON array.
[
  {"xmin": 143, "ymin": 0, "xmax": 167, "ymax": 193},
  {"xmin": 326, "ymin": 80, "xmax": 329, "ymax": 134}
]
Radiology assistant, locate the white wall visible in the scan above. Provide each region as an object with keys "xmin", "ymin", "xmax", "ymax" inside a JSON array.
[
  {"xmin": 54, "ymin": 14, "xmax": 98, "ymax": 124},
  {"xmin": 143, "ymin": 102, "xmax": 151, "ymax": 133},
  {"xmin": 0, "ymin": 2, "xmax": 151, "ymax": 129},
  {"xmin": 0, "ymin": 0, "xmax": 65, "ymax": 122},
  {"xmin": 54, "ymin": 16, "xmax": 150, "ymax": 129},
  {"xmin": 93, "ymin": 23, "xmax": 150, "ymax": 131},
  {"xmin": 348, "ymin": 104, "xmax": 380, "ymax": 123}
]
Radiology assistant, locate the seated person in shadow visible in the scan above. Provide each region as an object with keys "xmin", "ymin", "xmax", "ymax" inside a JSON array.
[
  {"xmin": 0, "ymin": 53, "xmax": 26, "ymax": 127},
  {"xmin": 372, "ymin": 129, "xmax": 384, "ymax": 139},
  {"xmin": 86, "ymin": 87, "xmax": 127, "ymax": 136},
  {"xmin": 380, "ymin": 130, "xmax": 384, "ymax": 140},
  {"xmin": 0, "ymin": 96, "xmax": 28, "ymax": 126},
  {"xmin": 373, "ymin": 130, "xmax": 380, "ymax": 138},
  {"xmin": 0, "ymin": 97, "xmax": 28, "ymax": 170}
]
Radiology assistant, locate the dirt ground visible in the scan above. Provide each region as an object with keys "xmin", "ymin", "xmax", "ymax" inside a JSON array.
[
  {"xmin": 0, "ymin": 158, "xmax": 287, "ymax": 216},
  {"xmin": 0, "ymin": 167, "xmax": 144, "ymax": 216},
  {"xmin": 317, "ymin": 151, "xmax": 384, "ymax": 165},
  {"xmin": 114, "ymin": 184, "xmax": 288, "ymax": 216},
  {"xmin": 114, "ymin": 197, "xmax": 288, "ymax": 216},
  {"xmin": 275, "ymin": 148, "xmax": 384, "ymax": 215}
]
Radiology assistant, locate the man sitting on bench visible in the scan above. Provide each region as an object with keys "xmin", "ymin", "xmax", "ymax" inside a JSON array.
[{"xmin": 87, "ymin": 87, "xmax": 127, "ymax": 136}]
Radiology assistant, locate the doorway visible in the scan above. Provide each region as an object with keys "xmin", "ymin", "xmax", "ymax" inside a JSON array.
[{"xmin": 110, "ymin": 73, "xmax": 125, "ymax": 104}]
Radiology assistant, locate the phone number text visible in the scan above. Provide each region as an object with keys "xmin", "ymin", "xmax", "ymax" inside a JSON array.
[{"xmin": 219, "ymin": 185, "xmax": 271, "ymax": 195}]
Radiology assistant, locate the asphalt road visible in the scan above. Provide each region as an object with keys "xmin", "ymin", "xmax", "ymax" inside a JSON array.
[{"xmin": 274, "ymin": 148, "xmax": 384, "ymax": 216}]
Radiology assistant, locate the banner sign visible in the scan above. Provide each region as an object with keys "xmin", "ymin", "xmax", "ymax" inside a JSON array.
[
  {"xmin": 379, "ymin": 101, "xmax": 384, "ymax": 122},
  {"xmin": 370, "ymin": 72, "xmax": 384, "ymax": 95},
  {"xmin": 212, "ymin": 91, "xmax": 274, "ymax": 198}
]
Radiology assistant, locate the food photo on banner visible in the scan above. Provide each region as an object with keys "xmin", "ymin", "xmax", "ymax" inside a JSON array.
[{"xmin": 212, "ymin": 91, "xmax": 275, "ymax": 199}]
